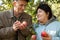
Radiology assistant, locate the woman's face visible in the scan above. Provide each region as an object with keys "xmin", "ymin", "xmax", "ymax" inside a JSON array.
[{"xmin": 36, "ymin": 9, "xmax": 49, "ymax": 23}]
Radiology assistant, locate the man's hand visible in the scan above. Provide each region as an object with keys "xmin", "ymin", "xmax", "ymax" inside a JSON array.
[
  {"xmin": 13, "ymin": 20, "xmax": 27, "ymax": 31},
  {"xmin": 18, "ymin": 21, "xmax": 27, "ymax": 30},
  {"xmin": 13, "ymin": 20, "xmax": 21, "ymax": 31}
]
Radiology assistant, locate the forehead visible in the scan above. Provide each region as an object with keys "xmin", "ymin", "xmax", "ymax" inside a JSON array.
[
  {"xmin": 17, "ymin": 0, "xmax": 27, "ymax": 4},
  {"xmin": 37, "ymin": 9, "xmax": 47, "ymax": 14},
  {"xmin": 37, "ymin": 8, "xmax": 44, "ymax": 11}
]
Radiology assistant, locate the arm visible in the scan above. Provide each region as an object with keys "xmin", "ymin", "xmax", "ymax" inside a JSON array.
[
  {"xmin": 0, "ymin": 19, "xmax": 16, "ymax": 38},
  {"xmin": 0, "ymin": 26, "xmax": 16, "ymax": 38},
  {"xmin": 51, "ymin": 30, "xmax": 60, "ymax": 40},
  {"xmin": 20, "ymin": 16, "xmax": 33, "ymax": 36},
  {"xmin": 0, "ymin": 17, "xmax": 18, "ymax": 38},
  {"xmin": 42, "ymin": 29, "xmax": 60, "ymax": 40},
  {"xmin": 18, "ymin": 16, "xmax": 35, "ymax": 40}
]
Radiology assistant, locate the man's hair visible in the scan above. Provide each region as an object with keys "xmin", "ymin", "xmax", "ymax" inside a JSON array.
[{"xmin": 13, "ymin": 0, "xmax": 29, "ymax": 2}]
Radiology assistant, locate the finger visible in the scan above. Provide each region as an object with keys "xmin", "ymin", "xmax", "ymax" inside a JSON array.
[
  {"xmin": 19, "ymin": 24, "xmax": 25, "ymax": 30},
  {"xmin": 42, "ymin": 37, "xmax": 51, "ymax": 40},
  {"xmin": 14, "ymin": 22, "xmax": 20, "ymax": 28},
  {"xmin": 14, "ymin": 20, "xmax": 19, "ymax": 24},
  {"xmin": 15, "ymin": 24, "xmax": 18, "ymax": 28},
  {"xmin": 20, "ymin": 24, "xmax": 24, "ymax": 30},
  {"xmin": 17, "ymin": 21, "xmax": 21, "ymax": 25},
  {"xmin": 22, "ymin": 21, "xmax": 27, "ymax": 26},
  {"xmin": 21, "ymin": 24, "xmax": 27, "ymax": 29},
  {"xmin": 15, "ymin": 21, "xmax": 21, "ymax": 25}
]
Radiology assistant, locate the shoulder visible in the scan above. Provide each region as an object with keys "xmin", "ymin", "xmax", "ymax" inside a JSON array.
[
  {"xmin": 48, "ymin": 20, "xmax": 60, "ymax": 28},
  {"xmin": 0, "ymin": 10, "xmax": 9, "ymax": 16},
  {"xmin": 0, "ymin": 11, "xmax": 6, "ymax": 17},
  {"xmin": 22, "ymin": 12, "xmax": 32, "ymax": 18},
  {"xmin": 50, "ymin": 21, "xmax": 60, "ymax": 25},
  {"xmin": 0, "ymin": 10, "xmax": 11, "ymax": 19}
]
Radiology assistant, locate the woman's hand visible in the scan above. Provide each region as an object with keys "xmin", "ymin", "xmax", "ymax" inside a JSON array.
[
  {"xmin": 31, "ymin": 35, "xmax": 37, "ymax": 40},
  {"xmin": 42, "ymin": 35, "xmax": 51, "ymax": 40},
  {"xmin": 41, "ymin": 31, "xmax": 52, "ymax": 40}
]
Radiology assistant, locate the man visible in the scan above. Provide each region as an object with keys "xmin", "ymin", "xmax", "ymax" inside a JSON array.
[{"xmin": 0, "ymin": 0, "xmax": 35, "ymax": 40}]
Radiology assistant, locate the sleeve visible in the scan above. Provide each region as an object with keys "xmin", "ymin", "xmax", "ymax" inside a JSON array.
[
  {"xmin": 18, "ymin": 15, "xmax": 35, "ymax": 40},
  {"xmin": 0, "ymin": 19, "xmax": 3, "ymax": 27},
  {"xmin": 0, "ymin": 27, "xmax": 16, "ymax": 38},
  {"xmin": 52, "ymin": 37, "xmax": 60, "ymax": 40},
  {"xmin": 0, "ymin": 16, "xmax": 16, "ymax": 38},
  {"xmin": 20, "ymin": 16, "xmax": 33, "ymax": 36},
  {"xmin": 52, "ymin": 29, "xmax": 60, "ymax": 40}
]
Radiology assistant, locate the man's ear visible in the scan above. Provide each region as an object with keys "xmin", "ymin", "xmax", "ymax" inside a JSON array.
[{"xmin": 12, "ymin": 1, "xmax": 17, "ymax": 6}]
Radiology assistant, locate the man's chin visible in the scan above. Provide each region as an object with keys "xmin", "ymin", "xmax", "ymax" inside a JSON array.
[{"xmin": 19, "ymin": 11, "xmax": 24, "ymax": 13}]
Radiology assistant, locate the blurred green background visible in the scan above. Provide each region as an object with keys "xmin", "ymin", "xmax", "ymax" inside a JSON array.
[{"xmin": 0, "ymin": 0, "xmax": 60, "ymax": 23}]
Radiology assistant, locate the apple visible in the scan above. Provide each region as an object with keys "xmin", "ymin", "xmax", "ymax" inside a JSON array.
[
  {"xmin": 41, "ymin": 31, "xmax": 48, "ymax": 37},
  {"xmin": 31, "ymin": 35, "xmax": 36, "ymax": 40},
  {"xmin": 22, "ymin": 21, "xmax": 27, "ymax": 27}
]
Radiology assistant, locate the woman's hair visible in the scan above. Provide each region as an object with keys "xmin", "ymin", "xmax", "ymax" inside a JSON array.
[{"xmin": 36, "ymin": 3, "xmax": 53, "ymax": 19}]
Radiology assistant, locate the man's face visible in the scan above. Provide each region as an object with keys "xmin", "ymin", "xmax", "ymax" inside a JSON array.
[
  {"xmin": 17, "ymin": 0, "xmax": 27, "ymax": 13},
  {"xmin": 13, "ymin": 1, "xmax": 18, "ymax": 13},
  {"xmin": 13, "ymin": 0, "xmax": 27, "ymax": 14}
]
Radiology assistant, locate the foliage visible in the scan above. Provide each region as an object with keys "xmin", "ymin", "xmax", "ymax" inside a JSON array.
[
  {"xmin": 0, "ymin": 0, "xmax": 13, "ymax": 11},
  {"xmin": 47, "ymin": 0, "xmax": 60, "ymax": 21},
  {"xmin": 0, "ymin": 0, "xmax": 60, "ymax": 22}
]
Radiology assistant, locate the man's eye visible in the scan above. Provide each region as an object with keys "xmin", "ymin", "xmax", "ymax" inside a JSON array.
[{"xmin": 19, "ymin": 5, "xmax": 23, "ymax": 6}]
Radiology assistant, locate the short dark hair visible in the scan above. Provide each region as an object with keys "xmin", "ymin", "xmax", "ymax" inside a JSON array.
[
  {"xmin": 24, "ymin": 0, "xmax": 29, "ymax": 2},
  {"xmin": 13, "ymin": 0, "xmax": 29, "ymax": 2},
  {"xmin": 36, "ymin": 3, "xmax": 53, "ymax": 19}
]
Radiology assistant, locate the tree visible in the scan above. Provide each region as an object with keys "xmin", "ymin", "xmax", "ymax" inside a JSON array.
[{"xmin": 0, "ymin": 0, "xmax": 60, "ymax": 22}]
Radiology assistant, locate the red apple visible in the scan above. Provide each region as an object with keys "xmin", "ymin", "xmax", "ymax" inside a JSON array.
[
  {"xmin": 41, "ymin": 31, "xmax": 48, "ymax": 37},
  {"xmin": 31, "ymin": 35, "xmax": 36, "ymax": 40}
]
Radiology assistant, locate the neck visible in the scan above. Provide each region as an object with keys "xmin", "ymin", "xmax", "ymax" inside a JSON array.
[
  {"xmin": 14, "ymin": 12, "xmax": 20, "ymax": 18},
  {"xmin": 39, "ymin": 19, "xmax": 48, "ymax": 25}
]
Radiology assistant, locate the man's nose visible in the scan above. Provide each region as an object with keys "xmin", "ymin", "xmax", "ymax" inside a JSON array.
[{"xmin": 22, "ymin": 6, "xmax": 25, "ymax": 10}]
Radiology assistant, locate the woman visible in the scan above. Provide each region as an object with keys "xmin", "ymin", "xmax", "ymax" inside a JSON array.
[{"xmin": 32, "ymin": 3, "xmax": 60, "ymax": 40}]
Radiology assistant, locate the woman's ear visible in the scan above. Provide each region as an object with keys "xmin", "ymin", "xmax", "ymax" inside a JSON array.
[{"xmin": 47, "ymin": 12, "xmax": 49, "ymax": 17}]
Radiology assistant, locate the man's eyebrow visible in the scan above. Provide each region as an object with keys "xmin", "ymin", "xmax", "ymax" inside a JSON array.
[{"xmin": 13, "ymin": 0, "xmax": 18, "ymax": 1}]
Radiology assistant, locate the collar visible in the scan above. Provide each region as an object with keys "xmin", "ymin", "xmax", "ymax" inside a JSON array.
[
  {"xmin": 39, "ymin": 16, "xmax": 57, "ymax": 26},
  {"xmin": 7, "ymin": 9, "xmax": 25, "ymax": 19},
  {"xmin": 45, "ymin": 16, "xmax": 56, "ymax": 26}
]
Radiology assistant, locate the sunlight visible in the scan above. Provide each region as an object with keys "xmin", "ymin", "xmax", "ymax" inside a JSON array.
[{"xmin": 0, "ymin": 0, "xmax": 2, "ymax": 6}]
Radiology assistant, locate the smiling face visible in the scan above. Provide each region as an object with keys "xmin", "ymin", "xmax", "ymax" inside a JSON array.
[{"xmin": 36, "ymin": 9, "xmax": 49, "ymax": 24}]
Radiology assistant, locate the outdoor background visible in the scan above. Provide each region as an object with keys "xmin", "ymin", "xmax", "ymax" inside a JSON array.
[{"xmin": 0, "ymin": 0, "xmax": 60, "ymax": 23}]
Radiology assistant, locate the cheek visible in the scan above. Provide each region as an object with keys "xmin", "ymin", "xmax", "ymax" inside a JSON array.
[
  {"xmin": 37, "ymin": 15, "xmax": 44, "ymax": 21},
  {"xmin": 37, "ymin": 13, "xmax": 44, "ymax": 18},
  {"xmin": 18, "ymin": 6, "xmax": 22, "ymax": 9},
  {"xmin": 38, "ymin": 14, "xmax": 46, "ymax": 20},
  {"xmin": 41, "ymin": 16, "xmax": 46, "ymax": 20}
]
